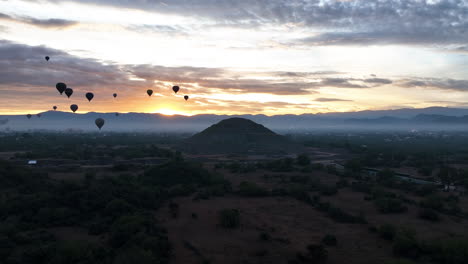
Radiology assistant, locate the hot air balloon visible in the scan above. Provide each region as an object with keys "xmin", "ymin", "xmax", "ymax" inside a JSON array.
[
  {"xmin": 26, "ymin": 114, "xmax": 32, "ymax": 119},
  {"xmin": 36, "ymin": 113, "xmax": 41, "ymax": 118},
  {"xmin": 70, "ymin": 104, "xmax": 78, "ymax": 113},
  {"xmin": 56, "ymin": 83, "xmax": 66, "ymax": 95},
  {"xmin": 53, "ymin": 106, "xmax": 57, "ymax": 111},
  {"xmin": 147, "ymin": 89, "xmax": 153, "ymax": 97},
  {"xmin": 45, "ymin": 56, "xmax": 50, "ymax": 61},
  {"xmin": 184, "ymin": 95, "xmax": 189, "ymax": 101},
  {"xmin": 172, "ymin": 86, "xmax": 180, "ymax": 94},
  {"xmin": 95, "ymin": 118, "xmax": 105, "ymax": 130},
  {"xmin": 65, "ymin": 88, "xmax": 73, "ymax": 98},
  {"xmin": 85, "ymin": 92, "xmax": 94, "ymax": 102},
  {"xmin": 113, "ymin": 93, "xmax": 117, "ymax": 98}
]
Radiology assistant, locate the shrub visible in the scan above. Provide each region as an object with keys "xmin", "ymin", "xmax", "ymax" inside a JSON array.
[
  {"xmin": 259, "ymin": 232, "xmax": 271, "ymax": 242},
  {"xmin": 425, "ymin": 238, "xmax": 468, "ymax": 264},
  {"xmin": 418, "ymin": 208, "xmax": 440, "ymax": 222},
  {"xmin": 219, "ymin": 209, "xmax": 240, "ymax": 229},
  {"xmin": 420, "ymin": 195, "xmax": 444, "ymax": 211},
  {"xmin": 238, "ymin": 181, "xmax": 269, "ymax": 197},
  {"xmin": 335, "ymin": 179, "xmax": 348, "ymax": 188},
  {"xmin": 296, "ymin": 154, "xmax": 311, "ymax": 166},
  {"xmin": 384, "ymin": 260, "xmax": 416, "ymax": 264},
  {"xmin": 306, "ymin": 244, "xmax": 328, "ymax": 263},
  {"xmin": 393, "ymin": 229, "xmax": 420, "ymax": 259},
  {"xmin": 375, "ymin": 198, "xmax": 407, "ymax": 214},
  {"xmin": 319, "ymin": 185, "xmax": 338, "ymax": 196},
  {"xmin": 321, "ymin": 234, "xmax": 337, "ymax": 246},
  {"xmin": 290, "ymin": 175, "xmax": 310, "ymax": 184},
  {"xmin": 169, "ymin": 202, "xmax": 179, "ymax": 218},
  {"xmin": 378, "ymin": 224, "xmax": 396, "ymax": 241}
]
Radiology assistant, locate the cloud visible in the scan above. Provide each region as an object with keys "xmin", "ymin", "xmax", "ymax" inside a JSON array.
[
  {"xmin": 295, "ymin": 28, "xmax": 468, "ymax": 47},
  {"xmin": 0, "ymin": 12, "xmax": 78, "ymax": 28},
  {"xmin": 364, "ymin": 78, "xmax": 393, "ymax": 85},
  {"xmin": 29, "ymin": 0, "xmax": 468, "ymax": 47},
  {"xmin": 398, "ymin": 78, "xmax": 468, "ymax": 91},
  {"xmin": 274, "ymin": 71, "xmax": 343, "ymax": 78},
  {"xmin": 126, "ymin": 24, "xmax": 189, "ymax": 36},
  {"xmin": 1, "ymin": 40, "xmax": 466, "ymax": 107},
  {"xmin": 315, "ymin": 97, "xmax": 353, "ymax": 102}
]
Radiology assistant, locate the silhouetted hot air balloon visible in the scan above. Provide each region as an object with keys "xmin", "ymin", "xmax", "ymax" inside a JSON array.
[
  {"xmin": 36, "ymin": 113, "xmax": 41, "ymax": 118},
  {"xmin": 26, "ymin": 114, "xmax": 32, "ymax": 119},
  {"xmin": 95, "ymin": 118, "xmax": 105, "ymax": 130},
  {"xmin": 85, "ymin": 92, "xmax": 94, "ymax": 102},
  {"xmin": 53, "ymin": 106, "xmax": 57, "ymax": 111},
  {"xmin": 184, "ymin": 95, "xmax": 189, "ymax": 101},
  {"xmin": 65, "ymin": 88, "xmax": 73, "ymax": 98},
  {"xmin": 45, "ymin": 56, "xmax": 50, "ymax": 61},
  {"xmin": 172, "ymin": 86, "xmax": 180, "ymax": 94},
  {"xmin": 113, "ymin": 93, "xmax": 117, "ymax": 98},
  {"xmin": 56, "ymin": 83, "xmax": 66, "ymax": 95},
  {"xmin": 70, "ymin": 104, "xmax": 78, "ymax": 113},
  {"xmin": 147, "ymin": 89, "xmax": 153, "ymax": 97}
]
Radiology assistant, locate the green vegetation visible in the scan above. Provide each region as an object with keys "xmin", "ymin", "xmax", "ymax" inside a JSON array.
[
  {"xmin": 375, "ymin": 198, "xmax": 407, "ymax": 214},
  {"xmin": 378, "ymin": 224, "xmax": 397, "ymax": 241},
  {"xmin": 237, "ymin": 181, "xmax": 269, "ymax": 197},
  {"xmin": 321, "ymin": 234, "xmax": 337, "ymax": 246},
  {"xmin": 0, "ymin": 149, "xmax": 225, "ymax": 264},
  {"xmin": 219, "ymin": 209, "xmax": 241, "ymax": 229}
]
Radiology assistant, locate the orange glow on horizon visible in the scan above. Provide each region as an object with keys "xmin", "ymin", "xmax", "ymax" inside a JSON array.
[{"xmin": 152, "ymin": 108, "xmax": 193, "ymax": 116}]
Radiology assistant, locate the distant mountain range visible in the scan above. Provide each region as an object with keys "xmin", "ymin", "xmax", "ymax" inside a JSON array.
[{"xmin": 1, "ymin": 107, "xmax": 468, "ymax": 132}]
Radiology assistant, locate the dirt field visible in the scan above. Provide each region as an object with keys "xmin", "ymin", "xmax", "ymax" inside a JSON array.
[{"xmin": 154, "ymin": 165, "xmax": 468, "ymax": 264}]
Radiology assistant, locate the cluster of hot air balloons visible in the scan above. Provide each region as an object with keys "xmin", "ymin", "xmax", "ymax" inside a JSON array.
[
  {"xmin": 52, "ymin": 81, "xmax": 109, "ymax": 130},
  {"xmin": 26, "ymin": 55, "xmax": 191, "ymax": 129},
  {"xmin": 147, "ymin": 85, "xmax": 190, "ymax": 101}
]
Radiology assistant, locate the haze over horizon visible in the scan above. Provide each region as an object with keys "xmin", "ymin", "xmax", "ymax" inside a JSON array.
[{"xmin": 1, "ymin": 0, "xmax": 468, "ymax": 116}]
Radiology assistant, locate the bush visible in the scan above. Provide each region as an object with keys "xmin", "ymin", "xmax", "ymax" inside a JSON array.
[
  {"xmin": 219, "ymin": 209, "xmax": 240, "ymax": 229},
  {"xmin": 306, "ymin": 244, "xmax": 328, "ymax": 263},
  {"xmin": 384, "ymin": 260, "xmax": 416, "ymax": 264},
  {"xmin": 414, "ymin": 185, "xmax": 437, "ymax": 196},
  {"xmin": 290, "ymin": 175, "xmax": 310, "ymax": 184},
  {"xmin": 114, "ymin": 246, "xmax": 156, "ymax": 264},
  {"xmin": 393, "ymin": 229, "xmax": 419, "ymax": 259},
  {"xmin": 169, "ymin": 202, "xmax": 179, "ymax": 218},
  {"xmin": 259, "ymin": 232, "xmax": 271, "ymax": 242},
  {"xmin": 296, "ymin": 154, "xmax": 311, "ymax": 166},
  {"xmin": 425, "ymin": 238, "xmax": 468, "ymax": 264},
  {"xmin": 238, "ymin": 181, "xmax": 269, "ymax": 197},
  {"xmin": 418, "ymin": 208, "xmax": 440, "ymax": 222},
  {"xmin": 319, "ymin": 185, "xmax": 338, "ymax": 196},
  {"xmin": 321, "ymin": 234, "xmax": 337, "ymax": 246},
  {"xmin": 335, "ymin": 179, "xmax": 348, "ymax": 188},
  {"xmin": 420, "ymin": 195, "xmax": 444, "ymax": 211},
  {"xmin": 375, "ymin": 198, "xmax": 407, "ymax": 214},
  {"xmin": 378, "ymin": 224, "xmax": 396, "ymax": 241}
]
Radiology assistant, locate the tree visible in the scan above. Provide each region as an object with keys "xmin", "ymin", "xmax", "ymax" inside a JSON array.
[
  {"xmin": 296, "ymin": 154, "xmax": 311, "ymax": 166},
  {"xmin": 321, "ymin": 234, "xmax": 337, "ymax": 246},
  {"xmin": 378, "ymin": 224, "xmax": 396, "ymax": 240},
  {"xmin": 219, "ymin": 209, "xmax": 240, "ymax": 229}
]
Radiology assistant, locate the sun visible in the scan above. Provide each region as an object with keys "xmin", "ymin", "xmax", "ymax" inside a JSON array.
[{"xmin": 153, "ymin": 108, "xmax": 192, "ymax": 116}]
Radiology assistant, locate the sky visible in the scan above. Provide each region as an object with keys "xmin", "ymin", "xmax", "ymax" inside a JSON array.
[{"xmin": 0, "ymin": 0, "xmax": 467, "ymax": 116}]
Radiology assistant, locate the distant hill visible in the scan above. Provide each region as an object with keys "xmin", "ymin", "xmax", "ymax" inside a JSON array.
[
  {"xmin": 180, "ymin": 118, "xmax": 297, "ymax": 154},
  {"xmin": 1, "ymin": 107, "xmax": 468, "ymax": 132}
]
